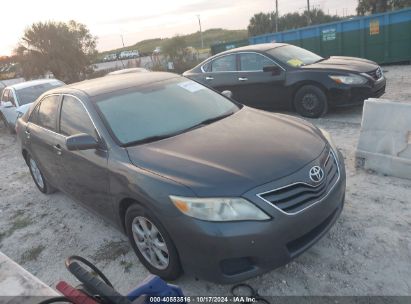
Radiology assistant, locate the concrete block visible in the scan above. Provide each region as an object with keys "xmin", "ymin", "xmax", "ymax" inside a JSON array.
[
  {"xmin": 356, "ymin": 98, "xmax": 411, "ymax": 180},
  {"xmin": 0, "ymin": 252, "xmax": 58, "ymax": 302}
]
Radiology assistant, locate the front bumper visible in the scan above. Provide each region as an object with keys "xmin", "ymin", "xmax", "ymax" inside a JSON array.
[
  {"xmin": 164, "ymin": 151, "xmax": 346, "ymax": 283},
  {"xmin": 328, "ymin": 77, "xmax": 386, "ymax": 107}
]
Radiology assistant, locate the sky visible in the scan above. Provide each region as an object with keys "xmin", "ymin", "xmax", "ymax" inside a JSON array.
[{"xmin": 0, "ymin": 0, "xmax": 358, "ymax": 56}]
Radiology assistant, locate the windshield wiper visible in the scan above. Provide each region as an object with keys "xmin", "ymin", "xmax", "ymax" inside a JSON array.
[
  {"xmin": 123, "ymin": 111, "xmax": 235, "ymax": 147},
  {"xmin": 314, "ymin": 57, "xmax": 329, "ymax": 63},
  {"xmin": 123, "ymin": 134, "xmax": 175, "ymax": 147},
  {"xmin": 194, "ymin": 111, "xmax": 235, "ymax": 126}
]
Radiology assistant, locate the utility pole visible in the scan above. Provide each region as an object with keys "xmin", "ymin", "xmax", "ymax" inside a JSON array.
[
  {"xmin": 275, "ymin": 0, "xmax": 279, "ymax": 32},
  {"xmin": 197, "ymin": 15, "xmax": 204, "ymax": 49},
  {"xmin": 119, "ymin": 34, "xmax": 125, "ymax": 68},
  {"xmin": 306, "ymin": 0, "xmax": 311, "ymax": 25}
]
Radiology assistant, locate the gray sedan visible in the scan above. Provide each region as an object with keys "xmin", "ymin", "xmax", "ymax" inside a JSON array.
[{"xmin": 16, "ymin": 72, "xmax": 345, "ymax": 283}]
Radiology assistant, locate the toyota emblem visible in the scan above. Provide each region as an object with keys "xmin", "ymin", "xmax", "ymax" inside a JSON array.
[{"xmin": 309, "ymin": 166, "xmax": 325, "ymax": 183}]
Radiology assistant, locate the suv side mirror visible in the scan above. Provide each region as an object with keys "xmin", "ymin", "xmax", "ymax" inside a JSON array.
[
  {"xmin": 263, "ymin": 65, "xmax": 281, "ymax": 75},
  {"xmin": 222, "ymin": 90, "xmax": 233, "ymax": 99},
  {"xmin": 66, "ymin": 133, "xmax": 99, "ymax": 151}
]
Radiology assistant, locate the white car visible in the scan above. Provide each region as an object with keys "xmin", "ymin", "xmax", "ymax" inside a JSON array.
[{"xmin": 0, "ymin": 79, "xmax": 65, "ymax": 132}]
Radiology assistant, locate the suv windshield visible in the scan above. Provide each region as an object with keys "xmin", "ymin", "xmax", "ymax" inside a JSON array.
[
  {"xmin": 15, "ymin": 81, "xmax": 65, "ymax": 105},
  {"xmin": 94, "ymin": 78, "xmax": 239, "ymax": 146},
  {"xmin": 267, "ymin": 45, "xmax": 323, "ymax": 67}
]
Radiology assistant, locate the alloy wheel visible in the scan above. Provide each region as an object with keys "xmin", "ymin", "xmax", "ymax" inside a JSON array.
[
  {"xmin": 30, "ymin": 158, "xmax": 44, "ymax": 189},
  {"xmin": 301, "ymin": 93, "xmax": 319, "ymax": 111},
  {"xmin": 131, "ymin": 216, "xmax": 169, "ymax": 270}
]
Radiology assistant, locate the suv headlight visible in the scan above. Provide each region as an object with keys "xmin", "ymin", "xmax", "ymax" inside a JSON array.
[
  {"xmin": 329, "ymin": 74, "xmax": 367, "ymax": 85},
  {"xmin": 169, "ymin": 196, "xmax": 270, "ymax": 221}
]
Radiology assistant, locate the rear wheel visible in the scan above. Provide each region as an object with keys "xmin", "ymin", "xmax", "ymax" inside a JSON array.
[
  {"xmin": 27, "ymin": 154, "xmax": 56, "ymax": 194},
  {"xmin": 294, "ymin": 85, "xmax": 328, "ymax": 118},
  {"xmin": 125, "ymin": 204, "xmax": 182, "ymax": 280}
]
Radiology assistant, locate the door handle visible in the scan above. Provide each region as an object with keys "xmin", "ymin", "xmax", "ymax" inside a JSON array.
[
  {"xmin": 238, "ymin": 77, "xmax": 248, "ymax": 81},
  {"xmin": 205, "ymin": 76, "xmax": 214, "ymax": 81},
  {"xmin": 25, "ymin": 130, "xmax": 30, "ymax": 139},
  {"xmin": 53, "ymin": 144, "xmax": 62, "ymax": 156}
]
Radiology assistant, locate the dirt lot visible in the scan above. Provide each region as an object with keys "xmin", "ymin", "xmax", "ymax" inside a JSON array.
[{"xmin": 0, "ymin": 65, "xmax": 410, "ymax": 296}]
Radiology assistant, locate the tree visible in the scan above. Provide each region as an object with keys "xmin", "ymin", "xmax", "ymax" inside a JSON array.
[
  {"xmin": 247, "ymin": 9, "xmax": 342, "ymax": 37},
  {"xmin": 248, "ymin": 13, "xmax": 274, "ymax": 36},
  {"xmin": 16, "ymin": 20, "xmax": 97, "ymax": 83},
  {"xmin": 162, "ymin": 35, "xmax": 188, "ymax": 63},
  {"xmin": 161, "ymin": 35, "xmax": 200, "ymax": 73},
  {"xmin": 357, "ymin": 0, "xmax": 411, "ymax": 15}
]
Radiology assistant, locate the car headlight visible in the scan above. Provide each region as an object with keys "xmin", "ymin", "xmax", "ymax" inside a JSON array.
[
  {"xmin": 320, "ymin": 128, "xmax": 338, "ymax": 156},
  {"xmin": 329, "ymin": 74, "xmax": 367, "ymax": 85},
  {"xmin": 169, "ymin": 196, "xmax": 270, "ymax": 221},
  {"xmin": 17, "ymin": 111, "xmax": 23, "ymax": 118}
]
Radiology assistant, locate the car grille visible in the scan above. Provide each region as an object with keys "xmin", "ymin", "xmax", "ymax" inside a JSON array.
[
  {"xmin": 366, "ymin": 67, "xmax": 383, "ymax": 81},
  {"xmin": 258, "ymin": 150, "xmax": 340, "ymax": 215}
]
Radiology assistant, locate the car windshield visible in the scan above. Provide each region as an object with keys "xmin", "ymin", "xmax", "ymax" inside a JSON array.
[
  {"xmin": 267, "ymin": 45, "xmax": 323, "ymax": 67},
  {"xmin": 94, "ymin": 78, "xmax": 240, "ymax": 146},
  {"xmin": 15, "ymin": 81, "xmax": 64, "ymax": 105}
]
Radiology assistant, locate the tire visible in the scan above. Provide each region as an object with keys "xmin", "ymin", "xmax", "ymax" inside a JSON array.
[
  {"xmin": 27, "ymin": 154, "xmax": 56, "ymax": 194},
  {"xmin": 125, "ymin": 204, "xmax": 182, "ymax": 280},
  {"xmin": 294, "ymin": 85, "xmax": 328, "ymax": 118}
]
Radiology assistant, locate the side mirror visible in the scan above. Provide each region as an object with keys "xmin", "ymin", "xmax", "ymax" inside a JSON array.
[
  {"xmin": 2, "ymin": 101, "xmax": 14, "ymax": 108},
  {"xmin": 263, "ymin": 65, "xmax": 281, "ymax": 75},
  {"xmin": 222, "ymin": 90, "xmax": 233, "ymax": 99},
  {"xmin": 66, "ymin": 133, "xmax": 99, "ymax": 151}
]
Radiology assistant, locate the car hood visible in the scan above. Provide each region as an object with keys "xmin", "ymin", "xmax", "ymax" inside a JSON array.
[
  {"xmin": 126, "ymin": 108, "xmax": 326, "ymax": 196},
  {"xmin": 302, "ymin": 56, "xmax": 378, "ymax": 73}
]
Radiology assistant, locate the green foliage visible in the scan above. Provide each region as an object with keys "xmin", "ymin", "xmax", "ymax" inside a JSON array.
[
  {"xmin": 98, "ymin": 28, "xmax": 247, "ymax": 60},
  {"xmin": 160, "ymin": 36, "xmax": 203, "ymax": 73},
  {"xmin": 357, "ymin": 0, "xmax": 411, "ymax": 15},
  {"xmin": 16, "ymin": 20, "xmax": 97, "ymax": 83},
  {"xmin": 248, "ymin": 9, "xmax": 343, "ymax": 36}
]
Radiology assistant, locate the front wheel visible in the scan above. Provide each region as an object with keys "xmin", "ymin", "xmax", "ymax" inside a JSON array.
[
  {"xmin": 125, "ymin": 204, "xmax": 182, "ymax": 280},
  {"xmin": 294, "ymin": 85, "xmax": 328, "ymax": 118}
]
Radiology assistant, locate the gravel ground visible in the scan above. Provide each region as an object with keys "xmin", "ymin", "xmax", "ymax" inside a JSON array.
[{"xmin": 0, "ymin": 65, "xmax": 410, "ymax": 297}]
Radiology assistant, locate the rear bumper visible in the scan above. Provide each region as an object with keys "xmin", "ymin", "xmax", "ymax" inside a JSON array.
[
  {"xmin": 328, "ymin": 77, "xmax": 386, "ymax": 107},
  {"xmin": 165, "ymin": 151, "xmax": 346, "ymax": 283}
]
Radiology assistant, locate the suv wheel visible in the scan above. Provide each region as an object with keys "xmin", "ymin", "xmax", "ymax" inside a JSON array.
[
  {"xmin": 27, "ymin": 154, "xmax": 56, "ymax": 194},
  {"xmin": 294, "ymin": 85, "xmax": 328, "ymax": 118},
  {"xmin": 125, "ymin": 204, "xmax": 182, "ymax": 280}
]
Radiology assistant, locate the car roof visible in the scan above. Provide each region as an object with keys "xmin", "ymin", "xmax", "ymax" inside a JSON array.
[
  {"xmin": 50, "ymin": 72, "xmax": 180, "ymax": 97},
  {"xmin": 8, "ymin": 79, "xmax": 62, "ymax": 90},
  {"xmin": 217, "ymin": 43, "xmax": 288, "ymax": 56},
  {"xmin": 107, "ymin": 68, "xmax": 149, "ymax": 75}
]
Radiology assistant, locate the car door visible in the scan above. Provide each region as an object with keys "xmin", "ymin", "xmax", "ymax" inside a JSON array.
[
  {"xmin": 26, "ymin": 95, "xmax": 62, "ymax": 185},
  {"xmin": 198, "ymin": 54, "xmax": 240, "ymax": 95},
  {"xmin": 56, "ymin": 95, "xmax": 111, "ymax": 219},
  {"xmin": 1, "ymin": 89, "xmax": 19, "ymax": 127},
  {"xmin": 235, "ymin": 52, "xmax": 287, "ymax": 110}
]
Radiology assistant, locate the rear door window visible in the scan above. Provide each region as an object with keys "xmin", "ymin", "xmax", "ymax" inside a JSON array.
[
  {"xmin": 211, "ymin": 54, "xmax": 237, "ymax": 72},
  {"xmin": 239, "ymin": 53, "xmax": 276, "ymax": 71},
  {"xmin": 37, "ymin": 95, "xmax": 60, "ymax": 131},
  {"xmin": 29, "ymin": 103, "xmax": 41, "ymax": 124},
  {"xmin": 59, "ymin": 95, "xmax": 95, "ymax": 137}
]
